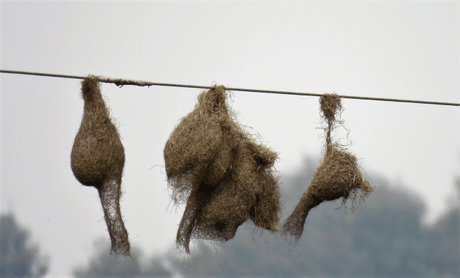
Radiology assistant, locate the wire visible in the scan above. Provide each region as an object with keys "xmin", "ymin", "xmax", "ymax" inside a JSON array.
[{"xmin": 1, "ymin": 69, "xmax": 459, "ymax": 107}]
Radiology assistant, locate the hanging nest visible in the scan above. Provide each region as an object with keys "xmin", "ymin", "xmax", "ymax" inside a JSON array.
[
  {"xmin": 71, "ymin": 76, "xmax": 130, "ymax": 256},
  {"xmin": 164, "ymin": 85, "xmax": 280, "ymax": 253},
  {"xmin": 282, "ymin": 93, "xmax": 373, "ymax": 241}
]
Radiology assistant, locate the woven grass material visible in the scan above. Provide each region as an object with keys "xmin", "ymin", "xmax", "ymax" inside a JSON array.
[
  {"xmin": 71, "ymin": 76, "xmax": 130, "ymax": 256},
  {"xmin": 164, "ymin": 85, "xmax": 280, "ymax": 253},
  {"xmin": 282, "ymin": 93, "xmax": 373, "ymax": 241}
]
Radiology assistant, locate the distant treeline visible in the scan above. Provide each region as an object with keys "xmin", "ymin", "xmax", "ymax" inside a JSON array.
[{"xmin": 72, "ymin": 158, "xmax": 460, "ymax": 278}]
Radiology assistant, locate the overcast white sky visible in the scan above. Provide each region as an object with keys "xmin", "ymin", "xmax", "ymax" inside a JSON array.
[{"xmin": 1, "ymin": 1, "xmax": 459, "ymax": 277}]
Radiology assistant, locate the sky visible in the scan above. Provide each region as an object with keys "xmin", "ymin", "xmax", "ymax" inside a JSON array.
[{"xmin": 1, "ymin": 0, "xmax": 459, "ymax": 277}]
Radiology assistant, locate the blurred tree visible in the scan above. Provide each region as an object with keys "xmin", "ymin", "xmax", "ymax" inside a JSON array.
[
  {"xmin": 167, "ymin": 157, "xmax": 460, "ymax": 277},
  {"xmin": 428, "ymin": 207, "xmax": 460, "ymax": 275},
  {"xmin": 0, "ymin": 213, "xmax": 48, "ymax": 278},
  {"xmin": 347, "ymin": 178, "xmax": 432, "ymax": 275},
  {"xmin": 427, "ymin": 177, "xmax": 460, "ymax": 276},
  {"xmin": 73, "ymin": 239, "xmax": 172, "ymax": 278}
]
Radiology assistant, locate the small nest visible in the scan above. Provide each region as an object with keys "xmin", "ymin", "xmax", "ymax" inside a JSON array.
[
  {"xmin": 164, "ymin": 85, "xmax": 281, "ymax": 253},
  {"xmin": 71, "ymin": 76, "xmax": 130, "ymax": 256},
  {"xmin": 282, "ymin": 93, "xmax": 373, "ymax": 241}
]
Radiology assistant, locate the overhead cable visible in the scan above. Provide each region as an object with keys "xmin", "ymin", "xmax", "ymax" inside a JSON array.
[{"xmin": 1, "ymin": 69, "xmax": 458, "ymax": 107}]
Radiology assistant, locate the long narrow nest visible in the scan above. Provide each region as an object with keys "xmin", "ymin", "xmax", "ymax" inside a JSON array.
[{"xmin": 71, "ymin": 76, "xmax": 130, "ymax": 256}]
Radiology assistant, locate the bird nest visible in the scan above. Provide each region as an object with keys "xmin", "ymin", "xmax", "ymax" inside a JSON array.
[
  {"xmin": 164, "ymin": 85, "xmax": 281, "ymax": 253},
  {"xmin": 71, "ymin": 76, "xmax": 130, "ymax": 256},
  {"xmin": 282, "ymin": 93, "xmax": 373, "ymax": 241}
]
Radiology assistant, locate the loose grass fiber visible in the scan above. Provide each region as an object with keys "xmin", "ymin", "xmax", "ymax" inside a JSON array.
[
  {"xmin": 164, "ymin": 85, "xmax": 281, "ymax": 253},
  {"xmin": 71, "ymin": 76, "xmax": 130, "ymax": 256},
  {"xmin": 282, "ymin": 94, "xmax": 373, "ymax": 241}
]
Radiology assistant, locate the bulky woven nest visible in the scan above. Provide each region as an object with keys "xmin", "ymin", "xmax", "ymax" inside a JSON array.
[
  {"xmin": 164, "ymin": 85, "xmax": 280, "ymax": 253},
  {"xmin": 282, "ymin": 93, "xmax": 373, "ymax": 241},
  {"xmin": 71, "ymin": 76, "xmax": 130, "ymax": 256}
]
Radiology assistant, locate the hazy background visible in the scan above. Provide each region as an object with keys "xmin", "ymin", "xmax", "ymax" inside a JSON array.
[{"xmin": 1, "ymin": 1, "xmax": 459, "ymax": 277}]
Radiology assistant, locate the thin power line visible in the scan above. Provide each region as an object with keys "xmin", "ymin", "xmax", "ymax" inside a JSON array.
[{"xmin": 1, "ymin": 69, "xmax": 459, "ymax": 107}]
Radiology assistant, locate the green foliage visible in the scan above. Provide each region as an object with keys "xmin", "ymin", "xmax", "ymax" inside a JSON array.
[{"xmin": 0, "ymin": 213, "xmax": 48, "ymax": 278}]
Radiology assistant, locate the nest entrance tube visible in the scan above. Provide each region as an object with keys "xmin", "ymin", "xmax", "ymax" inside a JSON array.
[
  {"xmin": 282, "ymin": 93, "xmax": 373, "ymax": 241},
  {"xmin": 164, "ymin": 85, "xmax": 281, "ymax": 253},
  {"xmin": 70, "ymin": 76, "xmax": 130, "ymax": 256}
]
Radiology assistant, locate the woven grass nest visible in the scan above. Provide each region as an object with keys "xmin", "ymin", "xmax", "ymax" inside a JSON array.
[
  {"xmin": 164, "ymin": 85, "xmax": 281, "ymax": 253},
  {"xmin": 71, "ymin": 76, "xmax": 130, "ymax": 256},
  {"xmin": 282, "ymin": 93, "xmax": 373, "ymax": 241}
]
